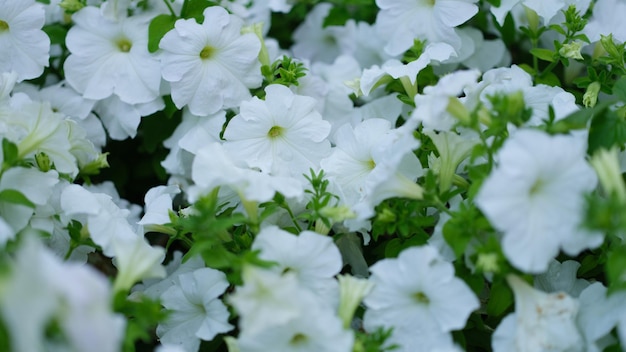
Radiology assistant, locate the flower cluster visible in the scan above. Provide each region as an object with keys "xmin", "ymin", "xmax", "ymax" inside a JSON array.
[{"xmin": 2, "ymin": 0, "xmax": 626, "ymax": 351}]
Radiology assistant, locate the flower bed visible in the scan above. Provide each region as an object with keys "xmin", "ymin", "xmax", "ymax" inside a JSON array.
[{"xmin": 1, "ymin": 0, "xmax": 626, "ymax": 351}]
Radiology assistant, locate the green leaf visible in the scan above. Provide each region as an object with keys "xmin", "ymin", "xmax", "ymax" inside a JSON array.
[
  {"xmin": 2, "ymin": 139, "xmax": 19, "ymax": 166},
  {"xmin": 42, "ymin": 24, "xmax": 68, "ymax": 45},
  {"xmin": 323, "ymin": 6, "xmax": 350, "ymax": 27},
  {"xmin": 335, "ymin": 233, "xmax": 369, "ymax": 277},
  {"xmin": 607, "ymin": 245, "xmax": 626, "ymax": 294},
  {"xmin": 612, "ymin": 76, "xmax": 626, "ymax": 102},
  {"xmin": 181, "ymin": 0, "xmax": 216, "ymax": 23},
  {"xmin": 588, "ymin": 106, "xmax": 626, "ymax": 153},
  {"xmin": 484, "ymin": 0, "xmax": 501, "ymax": 6},
  {"xmin": 486, "ymin": 280, "xmax": 513, "ymax": 317},
  {"xmin": 529, "ymin": 48, "xmax": 556, "ymax": 62},
  {"xmin": 147, "ymin": 14, "xmax": 177, "ymax": 53},
  {"xmin": 0, "ymin": 189, "xmax": 35, "ymax": 208}
]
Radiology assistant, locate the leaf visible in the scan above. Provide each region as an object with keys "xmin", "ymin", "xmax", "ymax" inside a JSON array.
[
  {"xmin": 529, "ymin": 48, "xmax": 556, "ymax": 62},
  {"xmin": 612, "ymin": 76, "xmax": 626, "ymax": 102},
  {"xmin": 486, "ymin": 280, "xmax": 513, "ymax": 317},
  {"xmin": 2, "ymin": 139, "xmax": 18, "ymax": 166},
  {"xmin": 147, "ymin": 14, "xmax": 177, "ymax": 53},
  {"xmin": 549, "ymin": 100, "xmax": 612, "ymax": 134},
  {"xmin": 0, "ymin": 189, "xmax": 35, "ymax": 208},
  {"xmin": 607, "ymin": 245, "xmax": 626, "ymax": 294},
  {"xmin": 181, "ymin": 0, "xmax": 216, "ymax": 23},
  {"xmin": 588, "ymin": 106, "xmax": 626, "ymax": 153},
  {"xmin": 335, "ymin": 233, "xmax": 369, "ymax": 278},
  {"xmin": 323, "ymin": 6, "xmax": 350, "ymax": 27},
  {"xmin": 42, "ymin": 24, "xmax": 68, "ymax": 45}
]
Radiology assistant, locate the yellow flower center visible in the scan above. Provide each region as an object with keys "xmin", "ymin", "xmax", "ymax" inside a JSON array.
[
  {"xmin": 267, "ymin": 125, "xmax": 284, "ymax": 139},
  {"xmin": 366, "ymin": 158, "xmax": 376, "ymax": 170},
  {"xmin": 117, "ymin": 38, "xmax": 132, "ymax": 53},
  {"xmin": 413, "ymin": 291, "xmax": 430, "ymax": 304},
  {"xmin": 289, "ymin": 333, "xmax": 309, "ymax": 346},
  {"xmin": 199, "ymin": 46, "xmax": 215, "ymax": 60},
  {"xmin": 0, "ymin": 20, "xmax": 9, "ymax": 32}
]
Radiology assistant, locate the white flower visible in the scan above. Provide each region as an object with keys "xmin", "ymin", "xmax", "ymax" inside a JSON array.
[
  {"xmin": 291, "ymin": 3, "xmax": 353, "ymax": 63},
  {"xmin": 0, "ymin": 167, "xmax": 59, "ymax": 244},
  {"xmin": 237, "ymin": 306, "xmax": 354, "ymax": 352},
  {"xmin": 252, "ymin": 226, "xmax": 342, "ymax": 306},
  {"xmin": 321, "ymin": 120, "xmax": 423, "ymax": 232},
  {"xmin": 223, "ymin": 84, "xmax": 331, "ymax": 179},
  {"xmin": 157, "ymin": 268, "xmax": 234, "ymax": 352},
  {"xmin": 363, "ymin": 245, "xmax": 479, "ymax": 351},
  {"xmin": 411, "ymin": 70, "xmax": 481, "ymax": 131},
  {"xmin": 583, "ymin": 0, "xmax": 626, "ymax": 43},
  {"xmin": 374, "ymin": 0, "xmax": 479, "ymax": 56},
  {"xmin": 64, "ymin": 6, "xmax": 161, "ymax": 104},
  {"xmin": 0, "ymin": 0, "xmax": 50, "ymax": 81},
  {"xmin": 189, "ymin": 142, "xmax": 304, "ymax": 204},
  {"xmin": 475, "ymin": 129, "xmax": 603, "ymax": 273},
  {"xmin": 360, "ymin": 43, "xmax": 457, "ymax": 96},
  {"xmin": 229, "ymin": 267, "xmax": 320, "ymax": 335},
  {"xmin": 492, "ymin": 275, "xmax": 583, "ymax": 352},
  {"xmin": 138, "ymin": 184, "xmax": 180, "ymax": 228},
  {"xmin": 159, "ymin": 6, "xmax": 262, "ymax": 115},
  {"xmin": 0, "ymin": 235, "xmax": 125, "ymax": 352}
]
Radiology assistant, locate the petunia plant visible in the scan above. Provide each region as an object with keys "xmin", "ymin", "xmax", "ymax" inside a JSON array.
[{"xmin": 1, "ymin": 0, "xmax": 626, "ymax": 351}]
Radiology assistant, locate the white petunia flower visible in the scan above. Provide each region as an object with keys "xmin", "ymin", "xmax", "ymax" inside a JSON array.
[
  {"xmin": 223, "ymin": 84, "xmax": 331, "ymax": 179},
  {"xmin": 157, "ymin": 268, "xmax": 234, "ymax": 352},
  {"xmin": 0, "ymin": 0, "xmax": 50, "ymax": 81},
  {"xmin": 189, "ymin": 142, "xmax": 304, "ymax": 204},
  {"xmin": 159, "ymin": 6, "xmax": 262, "ymax": 115},
  {"xmin": 64, "ymin": 6, "xmax": 161, "ymax": 104},
  {"xmin": 475, "ymin": 129, "xmax": 603, "ymax": 273},
  {"xmin": 492, "ymin": 275, "xmax": 583, "ymax": 352},
  {"xmin": 237, "ymin": 306, "xmax": 354, "ymax": 352},
  {"xmin": 0, "ymin": 235, "xmax": 125, "ymax": 352},
  {"xmin": 583, "ymin": 0, "xmax": 626, "ymax": 43},
  {"xmin": 363, "ymin": 245, "xmax": 479, "ymax": 351},
  {"xmin": 229, "ymin": 266, "xmax": 320, "ymax": 335},
  {"xmin": 374, "ymin": 0, "xmax": 479, "ymax": 56},
  {"xmin": 252, "ymin": 226, "xmax": 342, "ymax": 307}
]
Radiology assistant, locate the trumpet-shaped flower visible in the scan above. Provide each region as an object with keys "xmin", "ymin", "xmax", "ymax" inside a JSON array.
[
  {"xmin": 223, "ymin": 84, "xmax": 331, "ymax": 179},
  {"xmin": 374, "ymin": 0, "xmax": 479, "ymax": 56},
  {"xmin": 64, "ymin": 6, "xmax": 161, "ymax": 104},
  {"xmin": 189, "ymin": 142, "xmax": 304, "ymax": 204},
  {"xmin": 492, "ymin": 275, "xmax": 583, "ymax": 352},
  {"xmin": 159, "ymin": 6, "xmax": 262, "ymax": 115},
  {"xmin": 0, "ymin": 0, "xmax": 50, "ymax": 81},
  {"xmin": 321, "ymin": 119, "xmax": 423, "ymax": 230},
  {"xmin": 0, "ymin": 236, "xmax": 125, "ymax": 352},
  {"xmin": 252, "ymin": 226, "xmax": 342, "ymax": 306},
  {"xmin": 475, "ymin": 129, "xmax": 603, "ymax": 273},
  {"xmin": 363, "ymin": 245, "xmax": 479, "ymax": 351},
  {"xmin": 156, "ymin": 268, "xmax": 234, "ymax": 352}
]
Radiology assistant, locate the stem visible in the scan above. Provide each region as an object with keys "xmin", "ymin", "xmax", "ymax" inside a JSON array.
[
  {"xmin": 399, "ymin": 76, "xmax": 418, "ymax": 100},
  {"xmin": 161, "ymin": 0, "xmax": 176, "ymax": 17}
]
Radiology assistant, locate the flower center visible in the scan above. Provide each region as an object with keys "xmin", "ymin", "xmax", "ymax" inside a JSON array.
[
  {"xmin": 0, "ymin": 20, "xmax": 9, "ymax": 32},
  {"xmin": 413, "ymin": 291, "xmax": 430, "ymax": 304},
  {"xmin": 289, "ymin": 333, "xmax": 309, "ymax": 346},
  {"xmin": 116, "ymin": 38, "xmax": 132, "ymax": 53},
  {"xmin": 529, "ymin": 178, "xmax": 544, "ymax": 196},
  {"xmin": 199, "ymin": 45, "xmax": 215, "ymax": 60},
  {"xmin": 267, "ymin": 125, "xmax": 284, "ymax": 139},
  {"xmin": 427, "ymin": 0, "xmax": 436, "ymax": 5},
  {"xmin": 366, "ymin": 158, "xmax": 376, "ymax": 170}
]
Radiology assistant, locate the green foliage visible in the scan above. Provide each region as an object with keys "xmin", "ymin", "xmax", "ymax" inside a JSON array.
[
  {"xmin": 113, "ymin": 292, "xmax": 168, "ymax": 352},
  {"xmin": 354, "ymin": 326, "xmax": 398, "ymax": 352},
  {"xmin": 299, "ymin": 169, "xmax": 340, "ymax": 231},
  {"xmin": 260, "ymin": 56, "xmax": 308, "ymax": 90},
  {"xmin": 0, "ymin": 189, "xmax": 35, "ymax": 208},
  {"xmin": 147, "ymin": 14, "xmax": 177, "ymax": 53}
]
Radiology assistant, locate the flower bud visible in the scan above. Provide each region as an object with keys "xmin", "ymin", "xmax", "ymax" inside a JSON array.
[
  {"xmin": 583, "ymin": 81, "xmax": 601, "ymax": 108},
  {"xmin": 559, "ymin": 41, "xmax": 584, "ymax": 60}
]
